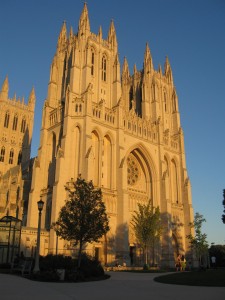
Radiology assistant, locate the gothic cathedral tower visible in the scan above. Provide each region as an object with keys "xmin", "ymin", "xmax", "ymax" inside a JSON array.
[
  {"xmin": 0, "ymin": 76, "xmax": 35, "ymax": 219},
  {"xmin": 26, "ymin": 4, "xmax": 194, "ymax": 267}
]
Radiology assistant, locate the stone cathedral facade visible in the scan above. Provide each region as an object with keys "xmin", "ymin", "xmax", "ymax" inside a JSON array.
[
  {"xmin": 0, "ymin": 4, "xmax": 194, "ymax": 267},
  {"xmin": 0, "ymin": 76, "xmax": 35, "ymax": 222}
]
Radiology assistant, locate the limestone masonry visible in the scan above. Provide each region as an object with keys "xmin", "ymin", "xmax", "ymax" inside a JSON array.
[{"xmin": 0, "ymin": 3, "xmax": 194, "ymax": 267}]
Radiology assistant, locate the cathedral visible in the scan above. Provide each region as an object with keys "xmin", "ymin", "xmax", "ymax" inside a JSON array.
[{"xmin": 0, "ymin": 4, "xmax": 194, "ymax": 267}]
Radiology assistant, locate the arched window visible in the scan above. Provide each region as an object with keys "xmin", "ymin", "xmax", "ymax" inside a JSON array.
[
  {"xmin": 21, "ymin": 118, "xmax": 26, "ymax": 133},
  {"xmin": 172, "ymin": 92, "xmax": 177, "ymax": 112},
  {"xmin": 151, "ymin": 84, "xmax": 155, "ymax": 100},
  {"xmin": 103, "ymin": 135, "xmax": 112, "ymax": 188},
  {"xmin": 52, "ymin": 133, "xmax": 56, "ymax": 161},
  {"xmin": 92, "ymin": 131, "xmax": 100, "ymax": 186},
  {"xmin": 0, "ymin": 147, "xmax": 5, "ymax": 162},
  {"xmin": 91, "ymin": 51, "xmax": 95, "ymax": 76},
  {"xmin": 17, "ymin": 151, "xmax": 22, "ymax": 165},
  {"xmin": 171, "ymin": 160, "xmax": 178, "ymax": 203},
  {"xmin": 102, "ymin": 56, "xmax": 107, "ymax": 81},
  {"xmin": 9, "ymin": 149, "xmax": 14, "ymax": 164},
  {"xmin": 74, "ymin": 126, "xmax": 80, "ymax": 178},
  {"xmin": 4, "ymin": 112, "xmax": 10, "ymax": 128},
  {"xmin": 129, "ymin": 87, "xmax": 133, "ymax": 110},
  {"xmin": 12, "ymin": 114, "xmax": 18, "ymax": 130},
  {"xmin": 164, "ymin": 91, "xmax": 167, "ymax": 112}
]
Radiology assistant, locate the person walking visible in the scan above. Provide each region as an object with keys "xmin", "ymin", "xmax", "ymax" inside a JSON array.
[
  {"xmin": 211, "ymin": 256, "xmax": 216, "ymax": 268},
  {"xmin": 180, "ymin": 255, "xmax": 186, "ymax": 271},
  {"xmin": 175, "ymin": 254, "xmax": 181, "ymax": 271}
]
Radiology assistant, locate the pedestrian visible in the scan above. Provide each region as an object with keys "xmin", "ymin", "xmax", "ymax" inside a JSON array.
[
  {"xmin": 180, "ymin": 254, "xmax": 186, "ymax": 271},
  {"xmin": 211, "ymin": 256, "xmax": 216, "ymax": 268},
  {"xmin": 175, "ymin": 254, "xmax": 181, "ymax": 271}
]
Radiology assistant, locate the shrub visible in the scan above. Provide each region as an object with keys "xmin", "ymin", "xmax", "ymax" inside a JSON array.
[
  {"xmin": 39, "ymin": 254, "xmax": 75, "ymax": 271},
  {"xmin": 38, "ymin": 253, "xmax": 105, "ymax": 282},
  {"xmin": 0, "ymin": 263, "xmax": 11, "ymax": 269},
  {"xmin": 143, "ymin": 263, "xmax": 150, "ymax": 270}
]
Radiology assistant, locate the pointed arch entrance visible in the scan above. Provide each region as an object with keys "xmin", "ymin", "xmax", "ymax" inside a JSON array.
[{"xmin": 126, "ymin": 148, "xmax": 154, "ymax": 244}]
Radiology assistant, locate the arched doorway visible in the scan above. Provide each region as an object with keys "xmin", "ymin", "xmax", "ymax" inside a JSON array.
[{"xmin": 127, "ymin": 148, "xmax": 153, "ymax": 265}]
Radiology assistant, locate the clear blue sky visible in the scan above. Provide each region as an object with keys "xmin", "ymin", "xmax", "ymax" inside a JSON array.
[{"xmin": 1, "ymin": 0, "xmax": 225, "ymax": 245}]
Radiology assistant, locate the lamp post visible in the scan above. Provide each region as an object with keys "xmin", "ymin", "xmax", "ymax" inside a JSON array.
[{"xmin": 33, "ymin": 199, "xmax": 44, "ymax": 273}]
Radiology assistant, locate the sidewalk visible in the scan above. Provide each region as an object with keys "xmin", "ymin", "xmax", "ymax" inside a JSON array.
[{"xmin": 0, "ymin": 271, "xmax": 225, "ymax": 300}]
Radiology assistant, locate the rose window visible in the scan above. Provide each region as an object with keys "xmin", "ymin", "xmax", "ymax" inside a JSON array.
[{"xmin": 127, "ymin": 156, "xmax": 139, "ymax": 186}]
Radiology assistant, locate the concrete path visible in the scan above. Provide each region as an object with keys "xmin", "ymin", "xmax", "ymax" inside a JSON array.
[{"xmin": 0, "ymin": 271, "xmax": 225, "ymax": 300}]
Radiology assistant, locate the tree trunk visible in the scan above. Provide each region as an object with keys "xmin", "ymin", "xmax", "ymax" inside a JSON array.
[
  {"xmin": 152, "ymin": 239, "xmax": 155, "ymax": 266},
  {"xmin": 145, "ymin": 245, "xmax": 148, "ymax": 265},
  {"xmin": 78, "ymin": 241, "xmax": 83, "ymax": 269},
  {"xmin": 104, "ymin": 234, "xmax": 108, "ymax": 266}
]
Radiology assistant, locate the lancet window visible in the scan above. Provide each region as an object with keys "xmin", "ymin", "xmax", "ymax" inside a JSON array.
[
  {"xmin": 12, "ymin": 114, "xmax": 18, "ymax": 130},
  {"xmin": 17, "ymin": 151, "xmax": 22, "ymax": 165},
  {"xmin": 171, "ymin": 160, "xmax": 178, "ymax": 203},
  {"xmin": 0, "ymin": 147, "xmax": 5, "ymax": 162},
  {"xmin": 4, "ymin": 111, "xmax": 10, "ymax": 128},
  {"xmin": 91, "ymin": 51, "xmax": 95, "ymax": 76},
  {"xmin": 9, "ymin": 149, "xmax": 14, "ymax": 164},
  {"xmin": 21, "ymin": 118, "xmax": 26, "ymax": 133},
  {"xmin": 102, "ymin": 56, "xmax": 107, "ymax": 82}
]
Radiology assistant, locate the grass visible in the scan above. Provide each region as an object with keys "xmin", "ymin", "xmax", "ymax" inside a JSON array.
[{"xmin": 154, "ymin": 269, "xmax": 225, "ymax": 287}]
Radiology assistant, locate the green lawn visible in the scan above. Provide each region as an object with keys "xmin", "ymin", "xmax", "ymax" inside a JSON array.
[{"xmin": 154, "ymin": 269, "xmax": 225, "ymax": 287}]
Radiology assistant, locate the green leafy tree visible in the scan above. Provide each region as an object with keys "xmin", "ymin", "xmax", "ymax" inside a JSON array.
[
  {"xmin": 131, "ymin": 200, "xmax": 162, "ymax": 265},
  {"xmin": 53, "ymin": 177, "xmax": 110, "ymax": 268},
  {"xmin": 187, "ymin": 212, "xmax": 208, "ymax": 267},
  {"xmin": 221, "ymin": 189, "xmax": 225, "ymax": 224}
]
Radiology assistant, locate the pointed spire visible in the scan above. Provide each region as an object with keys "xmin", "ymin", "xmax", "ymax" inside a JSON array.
[
  {"xmin": 164, "ymin": 56, "xmax": 173, "ymax": 84},
  {"xmin": 158, "ymin": 64, "xmax": 162, "ymax": 75},
  {"xmin": 164, "ymin": 56, "xmax": 170, "ymax": 74},
  {"xmin": 13, "ymin": 93, "xmax": 16, "ymax": 101},
  {"xmin": 107, "ymin": 19, "xmax": 118, "ymax": 49},
  {"xmin": 57, "ymin": 21, "xmax": 67, "ymax": 49},
  {"xmin": 1, "ymin": 75, "xmax": 9, "ymax": 93},
  {"xmin": 133, "ymin": 64, "xmax": 137, "ymax": 75},
  {"xmin": 144, "ymin": 42, "xmax": 153, "ymax": 73},
  {"xmin": 113, "ymin": 52, "xmax": 121, "ymax": 82},
  {"xmin": 122, "ymin": 57, "xmax": 130, "ymax": 78},
  {"xmin": 0, "ymin": 75, "xmax": 9, "ymax": 100},
  {"xmin": 78, "ymin": 2, "xmax": 90, "ymax": 35},
  {"xmin": 69, "ymin": 26, "xmax": 73, "ymax": 40},
  {"xmin": 28, "ymin": 87, "xmax": 36, "ymax": 111},
  {"xmin": 98, "ymin": 26, "xmax": 102, "ymax": 40},
  {"xmin": 28, "ymin": 87, "xmax": 36, "ymax": 103},
  {"xmin": 144, "ymin": 43, "xmax": 151, "ymax": 62}
]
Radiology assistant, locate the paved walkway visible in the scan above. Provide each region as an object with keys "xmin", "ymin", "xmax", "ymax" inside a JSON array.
[{"xmin": 1, "ymin": 271, "xmax": 225, "ymax": 300}]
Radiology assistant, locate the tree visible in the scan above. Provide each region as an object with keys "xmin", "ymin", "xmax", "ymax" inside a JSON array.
[
  {"xmin": 187, "ymin": 212, "xmax": 208, "ymax": 267},
  {"xmin": 131, "ymin": 200, "xmax": 162, "ymax": 265},
  {"xmin": 221, "ymin": 189, "xmax": 225, "ymax": 224},
  {"xmin": 209, "ymin": 244, "xmax": 225, "ymax": 267},
  {"xmin": 53, "ymin": 177, "xmax": 110, "ymax": 268}
]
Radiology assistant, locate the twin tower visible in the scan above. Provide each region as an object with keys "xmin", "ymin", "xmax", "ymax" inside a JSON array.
[{"xmin": 0, "ymin": 3, "xmax": 194, "ymax": 267}]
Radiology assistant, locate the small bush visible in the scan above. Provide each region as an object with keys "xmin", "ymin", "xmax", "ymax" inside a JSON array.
[
  {"xmin": 143, "ymin": 263, "xmax": 150, "ymax": 270},
  {"xmin": 0, "ymin": 263, "xmax": 11, "ymax": 269},
  {"xmin": 39, "ymin": 254, "xmax": 75, "ymax": 271},
  {"xmin": 37, "ymin": 253, "xmax": 105, "ymax": 282}
]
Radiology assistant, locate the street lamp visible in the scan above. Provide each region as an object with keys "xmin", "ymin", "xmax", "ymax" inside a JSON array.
[{"xmin": 33, "ymin": 198, "xmax": 44, "ymax": 273}]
